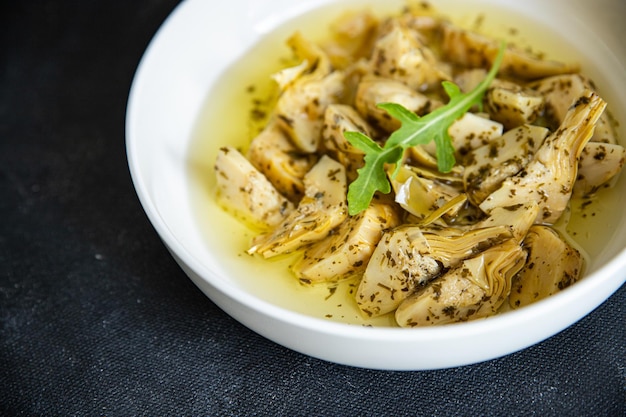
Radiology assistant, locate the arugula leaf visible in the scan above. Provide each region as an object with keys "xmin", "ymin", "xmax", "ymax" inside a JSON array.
[{"xmin": 345, "ymin": 41, "xmax": 506, "ymax": 215}]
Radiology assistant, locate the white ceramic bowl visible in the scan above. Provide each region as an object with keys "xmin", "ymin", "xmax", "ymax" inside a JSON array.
[{"xmin": 126, "ymin": 0, "xmax": 626, "ymax": 370}]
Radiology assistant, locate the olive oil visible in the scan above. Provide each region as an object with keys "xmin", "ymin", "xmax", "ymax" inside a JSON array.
[{"xmin": 187, "ymin": 1, "xmax": 625, "ymax": 327}]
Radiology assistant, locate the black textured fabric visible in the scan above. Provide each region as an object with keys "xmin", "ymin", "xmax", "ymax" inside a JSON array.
[{"xmin": 1, "ymin": 1, "xmax": 625, "ymax": 415}]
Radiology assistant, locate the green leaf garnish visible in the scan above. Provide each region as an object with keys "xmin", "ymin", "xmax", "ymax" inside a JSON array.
[{"xmin": 345, "ymin": 41, "xmax": 506, "ymax": 215}]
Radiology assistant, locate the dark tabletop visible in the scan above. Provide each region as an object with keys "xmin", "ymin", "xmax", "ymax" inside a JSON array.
[{"xmin": 1, "ymin": 1, "xmax": 625, "ymax": 415}]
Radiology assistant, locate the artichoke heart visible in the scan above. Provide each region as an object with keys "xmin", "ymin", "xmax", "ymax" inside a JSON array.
[
  {"xmin": 321, "ymin": 10, "xmax": 379, "ymax": 70},
  {"xmin": 395, "ymin": 239, "xmax": 527, "ymax": 327},
  {"xmin": 291, "ymin": 202, "xmax": 401, "ymax": 284},
  {"xmin": 530, "ymin": 73, "xmax": 617, "ymax": 144},
  {"xmin": 272, "ymin": 31, "xmax": 333, "ymax": 89},
  {"xmin": 322, "ymin": 104, "xmax": 372, "ymax": 155},
  {"xmin": 214, "ymin": 146, "xmax": 294, "ymax": 229},
  {"xmin": 368, "ymin": 20, "xmax": 451, "ymax": 92},
  {"xmin": 509, "ymin": 225, "xmax": 584, "ymax": 309},
  {"xmin": 321, "ymin": 104, "xmax": 371, "ymax": 182},
  {"xmin": 421, "ymin": 112, "xmax": 504, "ymax": 159},
  {"xmin": 440, "ymin": 22, "xmax": 579, "ymax": 80},
  {"xmin": 484, "ymin": 79, "xmax": 545, "ymax": 129},
  {"xmin": 473, "ymin": 201, "xmax": 539, "ymax": 243},
  {"xmin": 247, "ymin": 120, "xmax": 318, "ymax": 202},
  {"xmin": 355, "ymin": 76, "xmax": 437, "ymax": 133},
  {"xmin": 480, "ymin": 89, "xmax": 607, "ymax": 224},
  {"xmin": 273, "ymin": 32, "xmax": 344, "ymax": 153},
  {"xmin": 574, "ymin": 142, "xmax": 626, "ymax": 196},
  {"xmin": 391, "ymin": 165, "xmax": 463, "ymax": 223},
  {"xmin": 355, "ymin": 223, "xmax": 513, "ymax": 317},
  {"xmin": 248, "ymin": 156, "xmax": 347, "ymax": 258},
  {"xmin": 464, "ymin": 124, "xmax": 548, "ymax": 205},
  {"xmin": 275, "ymin": 71, "xmax": 345, "ymax": 153}
]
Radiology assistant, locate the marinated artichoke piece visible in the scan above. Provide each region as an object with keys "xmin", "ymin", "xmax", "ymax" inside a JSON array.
[
  {"xmin": 403, "ymin": 164, "xmax": 464, "ymax": 186},
  {"xmin": 355, "ymin": 226, "xmax": 440, "ymax": 318},
  {"xmin": 273, "ymin": 31, "xmax": 333, "ymax": 89},
  {"xmin": 395, "ymin": 239, "xmax": 527, "ymax": 327},
  {"xmin": 417, "ymin": 195, "xmax": 470, "ymax": 228},
  {"xmin": 530, "ymin": 74, "xmax": 588, "ymax": 125},
  {"xmin": 480, "ymin": 89, "xmax": 607, "ymax": 224},
  {"xmin": 248, "ymin": 156, "xmax": 347, "ymax": 258},
  {"xmin": 453, "ymin": 68, "xmax": 487, "ymax": 93},
  {"xmin": 574, "ymin": 142, "xmax": 626, "ymax": 196},
  {"xmin": 464, "ymin": 124, "xmax": 548, "ymax": 205},
  {"xmin": 272, "ymin": 32, "xmax": 344, "ymax": 153},
  {"xmin": 368, "ymin": 20, "xmax": 451, "ymax": 92},
  {"xmin": 215, "ymin": 147, "xmax": 294, "ymax": 229},
  {"xmin": 440, "ymin": 22, "xmax": 579, "ymax": 80},
  {"xmin": 509, "ymin": 225, "xmax": 584, "ymax": 309},
  {"xmin": 291, "ymin": 202, "xmax": 401, "ymax": 284},
  {"xmin": 391, "ymin": 165, "xmax": 463, "ymax": 222},
  {"xmin": 484, "ymin": 79, "xmax": 545, "ymax": 129},
  {"xmin": 532, "ymin": 74, "xmax": 622, "ymax": 193},
  {"xmin": 530, "ymin": 74, "xmax": 616, "ymax": 144},
  {"xmin": 398, "ymin": 7, "xmax": 441, "ymax": 37},
  {"xmin": 356, "ymin": 223, "xmax": 513, "ymax": 317},
  {"xmin": 321, "ymin": 10, "xmax": 379, "ymax": 70},
  {"xmin": 406, "ymin": 114, "xmax": 501, "ymax": 173},
  {"xmin": 590, "ymin": 109, "xmax": 618, "ymax": 145},
  {"xmin": 247, "ymin": 121, "xmax": 318, "ymax": 202},
  {"xmin": 321, "ymin": 104, "xmax": 371, "ymax": 181},
  {"xmin": 275, "ymin": 70, "xmax": 345, "ymax": 153},
  {"xmin": 446, "ymin": 112, "xmax": 503, "ymax": 155},
  {"xmin": 419, "ymin": 112, "xmax": 503, "ymax": 159},
  {"xmin": 323, "ymin": 104, "xmax": 373, "ymax": 153},
  {"xmin": 475, "ymin": 201, "xmax": 540, "ymax": 243},
  {"xmin": 355, "ymin": 76, "xmax": 438, "ymax": 132},
  {"xmin": 403, "ymin": 149, "xmax": 465, "ymax": 177}
]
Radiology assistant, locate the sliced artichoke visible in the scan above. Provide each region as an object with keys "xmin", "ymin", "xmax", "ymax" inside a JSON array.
[
  {"xmin": 420, "ymin": 112, "xmax": 503, "ymax": 159},
  {"xmin": 480, "ymin": 89, "xmax": 607, "ymax": 224},
  {"xmin": 590, "ymin": 110, "xmax": 619, "ymax": 145},
  {"xmin": 321, "ymin": 104, "xmax": 370, "ymax": 181},
  {"xmin": 440, "ymin": 22, "xmax": 579, "ymax": 80},
  {"xmin": 355, "ymin": 226, "xmax": 440, "ymax": 318},
  {"xmin": 464, "ymin": 124, "xmax": 548, "ymax": 205},
  {"xmin": 275, "ymin": 70, "xmax": 345, "ymax": 153},
  {"xmin": 484, "ymin": 79, "xmax": 545, "ymax": 129},
  {"xmin": 321, "ymin": 10, "xmax": 379, "ymax": 69},
  {"xmin": 530, "ymin": 74, "xmax": 588, "ymax": 124},
  {"xmin": 291, "ymin": 202, "xmax": 401, "ymax": 284},
  {"xmin": 272, "ymin": 32, "xmax": 344, "ymax": 153},
  {"xmin": 247, "ymin": 120, "xmax": 318, "ymax": 202},
  {"xmin": 395, "ymin": 239, "xmax": 526, "ymax": 327},
  {"xmin": 355, "ymin": 223, "xmax": 513, "ymax": 317},
  {"xmin": 530, "ymin": 74, "xmax": 617, "ymax": 144},
  {"xmin": 272, "ymin": 31, "xmax": 333, "ymax": 89},
  {"xmin": 509, "ymin": 225, "xmax": 584, "ymax": 309},
  {"xmin": 473, "ymin": 201, "xmax": 539, "ymax": 244},
  {"xmin": 453, "ymin": 68, "xmax": 487, "ymax": 93},
  {"xmin": 214, "ymin": 147, "xmax": 294, "ymax": 229},
  {"xmin": 447, "ymin": 112, "xmax": 503, "ymax": 155},
  {"xmin": 398, "ymin": 7, "xmax": 441, "ymax": 38},
  {"xmin": 368, "ymin": 20, "xmax": 450, "ymax": 92},
  {"xmin": 248, "ymin": 156, "xmax": 347, "ymax": 258},
  {"xmin": 355, "ymin": 76, "xmax": 438, "ymax": 132},
  {"xmin": 574, "ymin": 142, "xmax": 626, "ymax": 196},
  {"xmin": 390, "ymin": 165, "xmax": 463, "ymax": 222},
  {"xmin": 323, "ymin": 104, "xmax": 373, "ymax": 154}
]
